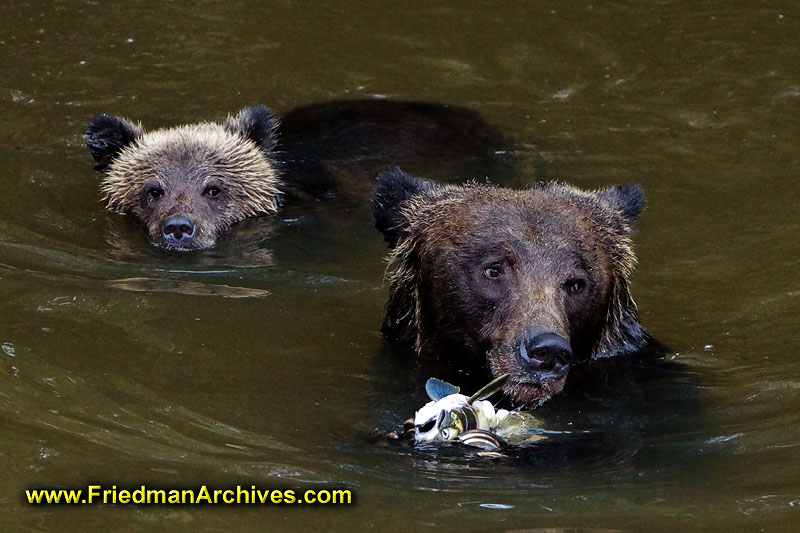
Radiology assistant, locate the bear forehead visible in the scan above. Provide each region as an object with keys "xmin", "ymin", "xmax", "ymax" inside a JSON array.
[
  {"xmin": 423, "ymin": 189, "xmax": 594, "ymax": 241},
  {"xmin": 123, "ymin": 124, "xmax": 260, "ymax": 167},
  {"xmin": 108, "ymin": 123, "xmax": 272, "ymax": 186}
]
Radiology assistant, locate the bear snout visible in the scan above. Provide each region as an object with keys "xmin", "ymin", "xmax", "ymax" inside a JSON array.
[
  {"xmin": 518, "ymin": 330, "xmax": 572, "ymax": 377},
  {"xmin": 162, "ymin": 215, "xmax": 197, "ymax": 248}
]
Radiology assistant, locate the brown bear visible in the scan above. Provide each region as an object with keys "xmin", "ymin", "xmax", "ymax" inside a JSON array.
[
  {"xmin": 373, "ymin": 168, "xmax": 651, "ymax": 406},
  {"xmin": 84, "ymin": 100, "xmax": 507, "ymax": 251}
]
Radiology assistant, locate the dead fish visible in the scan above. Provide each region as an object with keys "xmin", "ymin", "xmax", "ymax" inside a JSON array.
[{"xmin": 412, "ymin": 374, "xmax": 545, "ymax": 452}]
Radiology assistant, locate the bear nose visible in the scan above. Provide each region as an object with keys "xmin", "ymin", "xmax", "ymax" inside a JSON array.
[
  {"xmin": 162, "ymin": 215, "xmax": 196, "ymax": 244},
  {"xmin": 519, "ymin": 331, "xmax": 572, "ymax": 375}
]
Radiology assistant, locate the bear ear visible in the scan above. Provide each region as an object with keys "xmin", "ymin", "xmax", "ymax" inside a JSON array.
[
  {"xmin": 597, "ymin": 184, "xmax": 645, "ymax": 224},
  {"xmin": 224, "ymin": 106, "xmax": 279, "ymax": 153},
  {"xmin": 373, "ymin": 168, "xmax": 436, "ymax": 248},
  {"xmin": 84, "ymin": 115, "xmax": 143, "ymax": 172}
]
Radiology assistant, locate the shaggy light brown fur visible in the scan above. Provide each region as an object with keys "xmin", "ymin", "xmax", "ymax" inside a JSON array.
[
  {"xmin": 85, "ymin": 107, "xmax": 282, "ymax": 250},
  {"xmin": 101, "ymin": 122, "xmax": 281, "ymax": 216}
]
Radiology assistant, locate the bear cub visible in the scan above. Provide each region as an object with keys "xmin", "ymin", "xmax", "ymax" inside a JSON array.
[
  {"xmin": 85, "ymin": 101, "xmax": 505, "ymax": 251},
  {"xmin": 373, "ymin": 168, "xmax": 651, "ymax": 406},
  {"xmin": 85, "ymin": 107, "xmax": 280, "ymax": 251}
]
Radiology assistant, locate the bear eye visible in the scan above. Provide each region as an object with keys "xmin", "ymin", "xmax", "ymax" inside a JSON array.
[
  {"xmin": 148, "ymin": 187, "xmax": 164, "ymax": 200},
  {"xmin": 484, "ymin": 266, "xmax": 503, "ymax": 280},
  {"xmin": 565, "ymin": 278, "xmax": 586, "ymax": 295},
  {"xmin": 204, "ymin": 186, "xmax": 221, "ymax": 197}
]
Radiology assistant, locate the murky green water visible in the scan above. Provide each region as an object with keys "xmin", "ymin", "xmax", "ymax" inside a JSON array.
[{"xmin": 2, "ymin": 1, "xmax": 799, "ymax": 530}]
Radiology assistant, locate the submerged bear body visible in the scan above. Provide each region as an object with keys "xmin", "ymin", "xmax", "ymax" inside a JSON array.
[
  {"xmin": 85, "ymin": 100, "xmax": 506, "ymax": 251},
  {"xmin": 373, "ymin": 169, "xmax": 650, "ymax": 406}
]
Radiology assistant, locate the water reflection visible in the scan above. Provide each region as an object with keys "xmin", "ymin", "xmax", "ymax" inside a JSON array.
[{"xmin": 106, "ymin": 278, "xmax": 271, "ymax": 298}]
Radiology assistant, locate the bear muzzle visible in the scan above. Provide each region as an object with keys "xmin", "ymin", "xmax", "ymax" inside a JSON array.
[
  {"xmin": 162, "ymin": 214, "xmax": 197, "ymax": 249},
  {"xmin": 486, "ymin": 328, "xmax": 573, "ymax": 406},
  {"xmin": 518, "ymin": 330, "xmax": 572, "ymax": 380}
]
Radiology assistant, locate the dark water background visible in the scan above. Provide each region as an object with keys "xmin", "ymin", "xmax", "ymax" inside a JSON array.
[{"xmin": 1, "ymin": 1, "xmax": 799, "ymax": 529}]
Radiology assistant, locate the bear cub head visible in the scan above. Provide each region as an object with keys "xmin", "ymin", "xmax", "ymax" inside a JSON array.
[
  {"xmin": 84, "ymin": 107, "xmax": 281, "ymax": 251},
  {"xmin": 373, "ymin": 168, "xmax": 650, "ymax": 406}
]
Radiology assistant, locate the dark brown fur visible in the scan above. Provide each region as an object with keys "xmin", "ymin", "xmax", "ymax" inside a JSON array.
[{"xmin": 373, "ymin": 169, "xmax": 649, "ymax": 406}]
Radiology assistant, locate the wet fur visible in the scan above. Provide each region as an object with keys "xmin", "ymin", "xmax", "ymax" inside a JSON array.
[
  {"xmin": 374, "ymin": 168, "xmax": 650, "ymax": 406},
  {"xmin": 86, "ymin": 108, "xmax": 281, "ymax": 250}
]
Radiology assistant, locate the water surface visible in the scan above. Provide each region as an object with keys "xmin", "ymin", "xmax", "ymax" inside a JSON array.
[{"xmin": 1, "ymin": 1, "xmax": 799, "ymax": 530}]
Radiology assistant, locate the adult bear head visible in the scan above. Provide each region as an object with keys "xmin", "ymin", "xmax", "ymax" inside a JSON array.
[{"xmin": 373, "ymin": 168, "xmax": 650, "ymax": 406}]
